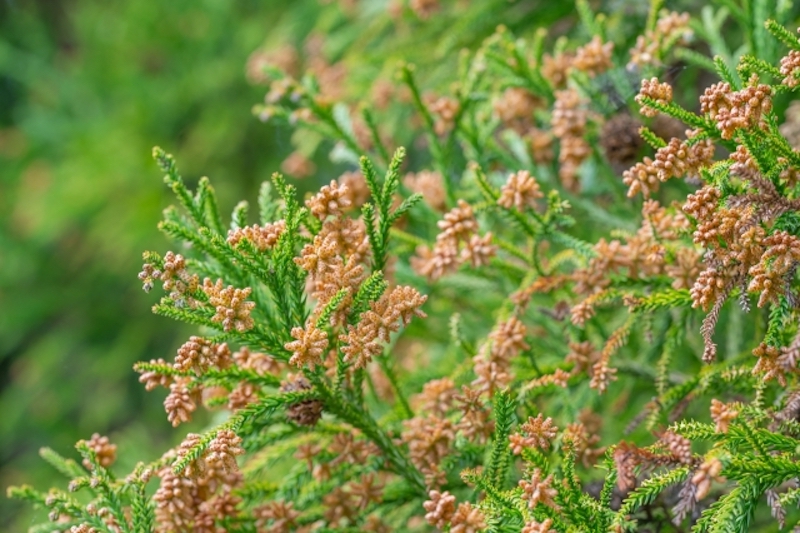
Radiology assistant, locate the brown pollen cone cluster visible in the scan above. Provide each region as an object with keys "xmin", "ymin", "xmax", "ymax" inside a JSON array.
[{"xmin": 412, "ymin": 199, "xmax": 496, "ymax": 280}]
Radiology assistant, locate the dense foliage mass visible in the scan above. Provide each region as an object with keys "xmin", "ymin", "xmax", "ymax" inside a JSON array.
[{"xmin": 11, "ymin": 0, "xmax": 800, "ymax": 531}]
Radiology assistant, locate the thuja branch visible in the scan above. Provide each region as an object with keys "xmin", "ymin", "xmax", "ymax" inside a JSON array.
[
  {"xmin": 171, "ymin": 390, "xmax": 318, "ymax": 474},
  {"xmin": 132, "ymin": 361, "xmax": 282, "ymax": 387},
  {"xmin": 305, "ymin": 371, "xmax": 427, "ymax": 495}
]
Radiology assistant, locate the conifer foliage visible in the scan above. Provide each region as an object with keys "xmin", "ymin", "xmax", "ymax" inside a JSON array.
[{"xmin": 12, "ymin": 0, "xmax": 800, "ymax": 531}]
